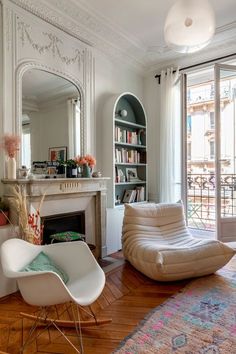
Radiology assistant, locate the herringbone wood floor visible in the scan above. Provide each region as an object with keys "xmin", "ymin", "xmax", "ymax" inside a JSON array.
[{"xmin": 0, "ymin": 255, "xmax": 235, "ymax": 354}]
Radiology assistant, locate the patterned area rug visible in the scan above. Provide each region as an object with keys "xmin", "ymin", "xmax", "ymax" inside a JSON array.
[{"xmin": 113, "ymin": 270, "xmax": 236, "ymax": 353}]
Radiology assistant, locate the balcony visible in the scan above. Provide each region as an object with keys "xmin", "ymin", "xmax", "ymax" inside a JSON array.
[
  {"xmin": 187, "ymin": 173, "xmax": 236, "ymax": 230},
  {"xmin": 187, "ymin": 82, "xmax": 231, "ymax": 106}
]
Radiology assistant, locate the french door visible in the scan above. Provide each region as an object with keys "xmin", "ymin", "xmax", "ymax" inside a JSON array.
[
  {"xmin": 215, "ymin": 64, "xmax": 236, "ymax": 242},
  {"xmin": 183, "ymin": 63, "xmax": 236, "ymax": 241}
]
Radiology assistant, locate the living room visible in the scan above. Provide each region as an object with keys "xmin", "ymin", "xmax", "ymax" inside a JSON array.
[{"xmin": 0, "ymin": 0, "xmax": 236, "ymax": 353}]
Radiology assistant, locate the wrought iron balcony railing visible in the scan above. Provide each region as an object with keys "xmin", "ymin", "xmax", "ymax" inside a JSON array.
[{"xmin": 187, "ymin": 173, "xmax": 236, "ymax": 230}]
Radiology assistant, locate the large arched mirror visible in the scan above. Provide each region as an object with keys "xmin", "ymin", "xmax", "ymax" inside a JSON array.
[{"xmin": 21, "ymin": 68, "xmax": 82, "ymax": 168}]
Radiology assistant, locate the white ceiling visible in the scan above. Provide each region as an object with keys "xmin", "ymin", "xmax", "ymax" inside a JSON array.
[
  {"xmin": 56, "ymin": 0, "xmax": 236, "ymax": 71},
  {"xmin": 77, "ymin": 0, "xmax": 236, "ymax": 51},
  {"xmin": 13, "ymin": 0, "xmax": 236, "ymax": 72}
]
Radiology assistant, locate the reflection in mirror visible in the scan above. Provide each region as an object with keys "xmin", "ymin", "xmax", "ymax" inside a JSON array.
[{"xmin": 21, "ymin": 69, "xmax": 81, "ymax": 168}]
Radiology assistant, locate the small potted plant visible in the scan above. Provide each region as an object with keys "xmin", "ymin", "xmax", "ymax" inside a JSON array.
[
  {"xmin": 56, "ymin": 159, "xmax": 67, "ymax": 176},
  {"xmin": 0, "ymin": 199, "xmax": 9, "ymax": 226},
  {"xmin": 66, "ymin": 159, "xmax": 78, "ymax": 178}
]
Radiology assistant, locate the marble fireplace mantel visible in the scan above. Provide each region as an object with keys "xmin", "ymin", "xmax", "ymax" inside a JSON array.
[{"xmin": 2, "ymin": 178, "xmax": 109, "ymax": 258}]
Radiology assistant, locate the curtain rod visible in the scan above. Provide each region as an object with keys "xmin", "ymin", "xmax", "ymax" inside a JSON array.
[{"xmin": 155, "ymin": 52, "xmax": 236, "ymax": 84}]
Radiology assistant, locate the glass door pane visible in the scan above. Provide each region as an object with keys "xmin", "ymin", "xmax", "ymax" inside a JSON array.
[
  {"xmin": 215, "ymin": 64, "xmax": 236, "ymax": 242},
  {"xmin": 186, "ymin": 68, "xmax": 216, "ymax": 232}
]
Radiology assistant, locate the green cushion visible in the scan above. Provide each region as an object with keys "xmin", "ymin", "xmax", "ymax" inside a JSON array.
[
  {"xmin": 21, "ymin": 251, "xmax": 69, "ymax": 284},
  {"xmin": 49, "ymin": 231, "xmax": 85, "ymax": 242}
]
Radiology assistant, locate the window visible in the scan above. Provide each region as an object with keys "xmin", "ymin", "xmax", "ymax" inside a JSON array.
[
  {"xmin": 209, "ymin": 141, "xmax": 215, "ymax": 159},
  {"xmin": 22, "ymin": 123, "xmax": 31, "ymax": 168},
  {"xmin": 187, "ymin": 142, "xmax": 191, "ymax": 160},
  {"xmin": 209, "ymin": 111, "xmax": 215, "ymax": 129},
  {"xmin": 187, "ymin": 115, "xmax": 192, "ymax": 133},
  {"xmin": 74, "ymin": 101, "xmax": 81, "ymax": 156}
]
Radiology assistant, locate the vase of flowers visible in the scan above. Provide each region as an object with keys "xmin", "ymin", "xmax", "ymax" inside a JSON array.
[
  {"xmin": 75, "ymin": 154, "xmax": 96, "ymax": 178},
  {"xmin": 1, "ymin": 134, "xmax": 21, "ymax": 179}
]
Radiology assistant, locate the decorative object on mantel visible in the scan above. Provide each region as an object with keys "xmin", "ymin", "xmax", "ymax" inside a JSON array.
[
  {"xmin": 17, "ymin": 165, "xmax": 30, "ymax": 179},
  {"xmin": 9, "ymin": 185, "xmax": 45, "ymax": 244},
  {"xmin": 65, "ymin": 159, "xmax": 78, "ymax": 178},
  {"xmin": 56, "ymin": 160, "xmax": 67, "ymax": 177},
  {"xmin": 1, "ymin": 134, "xmax": 21, "ymax": 179},
  {"xmin": 49, "ymin": 146, "xmax": 67, "ymax": 162},
  {"xmin": 92, "ymin": 171, "xmax": 102, "ymax": 178},
  {"xmin": 75, "ymin": 154, "xmax": 96, "ymax": 178},
  {"xmin": 0, "ymin": 199, "xmax": 9, "ymax": 226}
]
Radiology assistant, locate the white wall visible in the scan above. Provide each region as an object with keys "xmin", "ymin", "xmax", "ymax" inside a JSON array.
[
  {"xmin": 94, "ymin": 50, "xmax": 144, "ymax": 172},
  {"xmin": 143, "ymin": 73, "xmax": 160, "ymax": 202}
]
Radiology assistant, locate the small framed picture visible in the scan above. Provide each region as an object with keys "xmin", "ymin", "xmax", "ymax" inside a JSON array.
[
  {"xmin": 49, "ymin": 146, "xmax": 67, "ymax": 162},
  {"xmin": 118, "ymin": 168, "xmax": 126, "ymax": 182},
  {"xmin": 126, "ymin": 167, "xmax": 139, "ymax": 182},
  {"xmin": 122, "ymin": 190, "xmax": 135, "ymax": 203}
]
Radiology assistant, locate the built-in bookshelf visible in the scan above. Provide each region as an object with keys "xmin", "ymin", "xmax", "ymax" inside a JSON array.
[{"xmin": 103, "ymin": 92, "xmax": 147, "ymax": 208}]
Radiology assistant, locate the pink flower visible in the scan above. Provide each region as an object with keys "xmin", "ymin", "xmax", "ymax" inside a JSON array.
[
  {"xmin": 1, "ymin": 134, "xmax": 21, "ymax": 158},
  {"xmin": 74, "ymin": 154, "xmax": 96, "ymax": 168}
]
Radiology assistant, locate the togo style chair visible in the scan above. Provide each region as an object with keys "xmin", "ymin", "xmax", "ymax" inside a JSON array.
[
  {"xmin": 122, "ymin": 203, "xmax": 235, "ymax": 281},
  {"xmin": 1, "ymin": 238, "xmax": 111, "ymax": 353}
]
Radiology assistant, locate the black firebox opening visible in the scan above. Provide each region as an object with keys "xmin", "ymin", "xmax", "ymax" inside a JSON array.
[{"xmin": 42, "ymin": 211, "xmax": 85, "ymax": 244}]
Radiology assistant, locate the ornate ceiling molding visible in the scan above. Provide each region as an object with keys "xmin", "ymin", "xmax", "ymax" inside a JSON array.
[
  {"xmin": 146, "ymin": 38, "xmax": 236, "ymax": 75},
  {"xmin": 7, "ymin": 0, "xmax": 146, "ymax": 72},
  {"xmin": 7, "ymin": 0, "xmax": 236, "ymax": 73}
]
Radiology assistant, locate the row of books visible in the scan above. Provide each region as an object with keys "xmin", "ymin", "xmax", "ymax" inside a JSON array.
[
  {"xmin": 115, "ymin": 148, "xmax": 143, "ymax": 164},
  {"xmin": 122, "ymin": 186, "xmax": 145, "ymax": 203},
  {"xmin": 115, "ymin": 127, "xmax": 142, "ymax": 145}
]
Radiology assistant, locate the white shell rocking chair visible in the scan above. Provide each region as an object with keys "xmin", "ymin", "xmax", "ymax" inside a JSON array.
[{"xmin": 1, "ymin": 238, "xmax": 111, "ymax": 353}]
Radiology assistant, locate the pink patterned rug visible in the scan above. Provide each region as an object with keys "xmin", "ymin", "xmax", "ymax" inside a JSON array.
[{"xmin": 113, "ymin": 270, "xmax": 236, "ymax": 353}]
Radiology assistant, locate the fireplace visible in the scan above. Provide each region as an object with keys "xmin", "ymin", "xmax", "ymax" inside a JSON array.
[
  {"xmin": 42, "ymin": 211, "xmax": 85, "ymax": 244},
  {"xmin": 2, "ymin": 177, "xmax": 109, "ymax": 258}
]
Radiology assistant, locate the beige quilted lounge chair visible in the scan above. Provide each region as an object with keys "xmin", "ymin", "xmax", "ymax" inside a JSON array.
[{"xmin": 122, "ymin": 203, "xmax": 235, "ymax": 281}]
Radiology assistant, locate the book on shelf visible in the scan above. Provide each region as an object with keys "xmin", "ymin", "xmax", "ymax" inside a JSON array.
[
  {"xmin": 115, "ymin": 126, "xmax": 139, "ymax": 145},
  {"xmin": 115, "ymin": 148, "xmax": 141, "ymax": 163},
  {"xmin": 135, "ymin": 186, "xmax": 145, "ymax": 202},
  {"xmin": 121, "ymin": 186, "xmax": 145, "ymax": 204}
]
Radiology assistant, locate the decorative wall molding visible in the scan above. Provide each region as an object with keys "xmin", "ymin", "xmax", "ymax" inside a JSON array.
[
  {"xmin": 8, "ymin": 0, "xmax": 145, "ymax": 72},
  {"xmin": 0, "ymin": 0, "xmax": 98, "ymax": 175},
  {"xmin": 17, "ymin": 20, "xmax": 84, "ymax": 67},
  {"xmin": 4, "ymin": 6, "xmax": 12, "ymax": 51}
]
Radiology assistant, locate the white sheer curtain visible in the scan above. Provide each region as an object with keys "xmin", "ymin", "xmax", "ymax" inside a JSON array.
[{"xmin": 159, "ymin": 67, "xmax": 180, "ymax": 203}]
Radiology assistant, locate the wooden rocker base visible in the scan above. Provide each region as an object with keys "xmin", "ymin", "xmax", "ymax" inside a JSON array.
[{"xmin": 20, "ymin": 312, "xmax": 112, "ymax": 328}]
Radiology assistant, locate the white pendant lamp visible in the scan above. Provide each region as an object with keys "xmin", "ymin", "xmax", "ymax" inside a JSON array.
[{"xmin": 164, "ymin": 0, "xmax": 215, "ymax": 53}]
